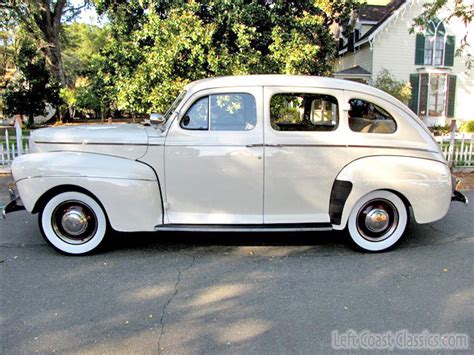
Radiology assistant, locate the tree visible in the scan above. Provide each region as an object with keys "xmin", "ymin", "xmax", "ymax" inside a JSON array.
[
  {"xmin": 95, "ymin": 0, "xmax": 358, "ymax": 114},
  {"xmin": 60, "ymin": 23, "xmax": 111, "ymax": 119},
  {"xmin": 374, "ymin": 69, "xmax": 411, "ymax": 104},
  {"xmin": 412, "ymin": 0, "xmax": 473, "ymax": 67},
  {"xmin": 1, "ymin": 0, "xmax": 90, "ymax": 86},
  {"xmin": 2, "ymin": 38, "xmax": 61, "ymax": 127},
  {"xmin": 0, "ymin": 8, "xmax": 17, "ymax": 81}
]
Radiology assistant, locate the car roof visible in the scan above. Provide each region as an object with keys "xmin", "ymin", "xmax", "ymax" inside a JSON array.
[
  {"xmin": 183, "ymin": 74, "xmax": 434, "ymax": 141},
  {"xmin": 185, "ymin": 74, "xmax": 385, "ymax": 98}
]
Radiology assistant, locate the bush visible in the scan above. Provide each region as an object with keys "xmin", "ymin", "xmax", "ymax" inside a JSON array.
[
  {"xmin": 429, "ymin": 124, "xmax": 450, "ymax": 136},
  {"xmin": 460, "ymin": 120, "xmax": 474, "ymax": 133},
  {"xmin": 374, "ymin": 68, "xmax": 412, "ymax": 104}
]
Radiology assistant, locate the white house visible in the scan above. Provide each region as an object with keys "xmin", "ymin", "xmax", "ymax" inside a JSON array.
[{"xmin": 334, "ymin": 0, "xmax": 474, "ymax": 127}]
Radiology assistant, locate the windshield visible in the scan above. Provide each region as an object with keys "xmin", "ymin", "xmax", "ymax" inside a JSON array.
[{"xmin": 163, "ymin": 90, "xmax": 187, "ymax": 123}]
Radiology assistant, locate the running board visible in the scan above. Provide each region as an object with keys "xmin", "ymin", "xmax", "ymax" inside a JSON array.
[{"xmin": 154, "ymin": 223, "xmax": 333, "ymax": 232}]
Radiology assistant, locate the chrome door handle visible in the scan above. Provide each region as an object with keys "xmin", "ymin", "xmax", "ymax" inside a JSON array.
[{"xmin": 246, "ymin": 143, "xmax": 282, "ymax": 148}]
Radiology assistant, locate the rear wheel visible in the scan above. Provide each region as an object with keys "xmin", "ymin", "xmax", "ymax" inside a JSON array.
[
  {"xmin": 39, "ymin": 191, "xmax": 108, "ymax": 255},
  {"xmin": 347, "ymin": 190, "xmax": 408, "ymax": 252}
]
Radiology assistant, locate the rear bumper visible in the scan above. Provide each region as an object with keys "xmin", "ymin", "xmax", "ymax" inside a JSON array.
[
  {"xmin": 452, "ymin": 190, "xmax": 468, "ymax": 205},
  {"xmin": 2, "ymin": 188, "xmax": 25, "ymax": 219}
]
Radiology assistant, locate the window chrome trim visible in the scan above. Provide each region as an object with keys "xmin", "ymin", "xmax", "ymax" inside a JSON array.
[
  {"xmin": 269, "ymin": 92, "xmax": 340, "ymax": 133},
  {"xmin": 179, "ymin": 92, "xmax": 258, "ymax": 132}
]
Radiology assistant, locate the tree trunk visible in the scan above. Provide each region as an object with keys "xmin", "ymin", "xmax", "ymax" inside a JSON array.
[
  {"xmin": 42, "ymin": 37, "xmax": 66, "ymax": 86},
  {"xmin": 27, "ymin": 112, "xmax": 34, "ymax": 128},
  {"xmin": 17, "ymin": 0, "xmax": 68, "ymax": 87}
]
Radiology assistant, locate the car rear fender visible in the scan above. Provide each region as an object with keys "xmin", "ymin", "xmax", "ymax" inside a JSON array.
[{"xmin": 331, "ymin": 156, "xmax": 452, "ymax": 230}]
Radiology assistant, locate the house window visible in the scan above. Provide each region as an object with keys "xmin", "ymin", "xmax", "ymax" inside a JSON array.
[
  {"xmin": 417, "ymin": 73, "xmax": 449, "ymax": 117},
  {"xmin": 424, "ymin": 20, "xmax": 446, "ymax": 66}
]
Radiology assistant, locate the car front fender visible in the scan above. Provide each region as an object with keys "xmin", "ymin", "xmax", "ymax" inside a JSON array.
[{"xmin": 11, "ymin": 152, "xmax": 163, "ymax": 232}]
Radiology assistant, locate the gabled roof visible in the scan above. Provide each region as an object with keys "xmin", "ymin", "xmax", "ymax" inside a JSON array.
[
  {"xmin": 357, "ymin": 0, "xmax": 407, "ymax": 43},
  {"xmin": 358, "ymin": 5, "xmax": 387, "ymax": 23},
  {"xmin": 334, "ymin": 65, "xmax": 371, "ymax": 75},
  {"xmin": 339, "ymin": 0, "xmax": 408, "ymax": 54}
]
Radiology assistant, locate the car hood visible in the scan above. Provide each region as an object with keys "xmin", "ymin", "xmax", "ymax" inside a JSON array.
[{"xmin": 29, "ymin": 124, "xmax": 149, "ymax": 159}]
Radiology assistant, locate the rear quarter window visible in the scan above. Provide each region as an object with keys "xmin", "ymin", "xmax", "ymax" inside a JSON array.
[{"xmin": 348, "ymin": 99, "xmax": 397, "ymax": 134}]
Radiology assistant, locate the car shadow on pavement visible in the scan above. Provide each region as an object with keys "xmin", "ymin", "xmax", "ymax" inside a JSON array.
[{"xmin": 105, "ymin": 229, "xmax": 352, "ymax": 255}]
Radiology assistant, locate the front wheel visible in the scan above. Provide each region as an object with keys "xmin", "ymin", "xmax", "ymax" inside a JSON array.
[
  {"xmin": 347, "ymin": 190, "xmax": 408, "ymax": 252},
  {"xmin": 39, "ymin": 191, "xmax": 108, "ymax": 255}
]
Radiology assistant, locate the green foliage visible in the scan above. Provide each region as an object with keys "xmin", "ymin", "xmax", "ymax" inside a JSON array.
[
  {"xmin": 62, "ymin": 23, "xmax": 109, "ymax": 82},
  {"xmin": 2, "ymin": 39, "xmax": 61, "ymax": 127},
  {"xmin": 374, "ymin": 69, "xmax": 412, "ymax": 104},
  {"xmin": 460, "ymin": 120, "xmax": 474, "ymax": 133},
  {"xmin": 0, "ymin": 8, "xmax": 16, "ymax": 80},
  {"xmin": 60, "ymin": 77, "xmax": 102, "ymax": 118},
  {"xmin": 429, "ymin": 124, "xmax": 450, "ymax": 136},
  {"xmin": 60, "ymin": 23, "xmax": 111, "ymax": 119},
  {"xmin": 95, "ymin": 0, "xmax": 358, "ymax": 114}
]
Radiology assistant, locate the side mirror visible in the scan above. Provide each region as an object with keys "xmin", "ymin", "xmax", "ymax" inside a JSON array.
[
  {"xmin": 150, "ymin": 113, "xmax": 165, "ymax": 125},
  {"xmin": 182, "ymin": 115, "xmax": 190, "ymax": 127}
]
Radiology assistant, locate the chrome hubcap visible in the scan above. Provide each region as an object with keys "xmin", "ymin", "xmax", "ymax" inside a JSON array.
[
  {"xmin": 365, "ymin": 208, "xmax": 390, "ymax": 233},
  {"xmin": 52, "ymin": 201, "xmax": 97, "ymax": 245},
  {"xmin": 61, "ymin": 208, "xmax": 89, "ymax": 236},
  {"xmin": 357, "ymin": 199, "xmax": 399, "ymax": 242}
]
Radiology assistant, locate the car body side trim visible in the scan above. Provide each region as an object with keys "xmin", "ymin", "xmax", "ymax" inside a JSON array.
[
  {"xmin": 34, "ymin": 141, "xmax": 164, "ymax": 147},
  {"xmin": 154, "ymin": 223, "xmax": 333, "ymax": 232}
]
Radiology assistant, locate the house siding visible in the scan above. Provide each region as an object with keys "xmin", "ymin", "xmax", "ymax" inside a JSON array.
[
  {"xmin": 337, "ymin": 0, "xmax": 473, "ymax": 124},
  {"xmin": 335, "ymin": 46, "xmax": 373, "ymax": 77}
]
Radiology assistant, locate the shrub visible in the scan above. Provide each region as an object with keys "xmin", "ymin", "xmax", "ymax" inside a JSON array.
[
  {"xmin": 429, "ymin": 124, "xmax": 450, "ymax": 136},
  {"xmin": 374, "ymin": 68, "xmax": 412, "ymax": 104},
  {"xmin": 460, "ymin": 120, "xmax": 474, "ymax": 133}
]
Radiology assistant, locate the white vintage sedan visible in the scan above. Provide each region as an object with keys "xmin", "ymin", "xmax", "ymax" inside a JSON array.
[{"xmin": 4, "ymin": 75, "xmax": 467, "ymax": 254}]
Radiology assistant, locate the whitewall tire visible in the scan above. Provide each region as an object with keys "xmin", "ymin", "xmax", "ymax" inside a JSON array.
[
  {"xmin": 347, "ymin": 190, "xmax": 408, "ymax": 252},
  {"xmin": 39, "ymin": 191, "xmax": 108, "ymax": 255}
]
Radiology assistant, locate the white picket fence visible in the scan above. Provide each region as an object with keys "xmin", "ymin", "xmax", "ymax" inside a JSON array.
[
  {"xmin": 0, "ymin": 127, "xmax": 473, "ymax": 169},
  {"xmin": 435, "ymin": 133, "xmax": 473, "ymax": 168},
  {"xmin": 1, "ymin": 128, "xmax": 29, "ymax": 167}
]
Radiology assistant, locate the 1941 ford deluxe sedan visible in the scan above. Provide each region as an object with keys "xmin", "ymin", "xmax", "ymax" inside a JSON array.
[{"xmin": 3, "ymin": 75, "xmax": 468, "ymax": 254}]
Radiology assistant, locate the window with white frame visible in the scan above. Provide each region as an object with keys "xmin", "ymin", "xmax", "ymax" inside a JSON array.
[
  {"xmin": 418, "ymin": 73, "xmax": 448, "ymax": 117},
  {"xmin": 424, "ymin": 19, "xmax": 446, "ymax": 66}
]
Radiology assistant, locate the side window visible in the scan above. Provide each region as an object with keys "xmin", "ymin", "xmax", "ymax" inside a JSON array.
[
  {"xmin": 181, "ymin": 97, "xmax": 209, "ymax": 130},
  {"xmin": 181, "ymin": 93, "xmax": 256, "ymax": 131},
  {"xmin": 211, "ymin": 94, "xmax": 256, "ymax": 131},
  {"xmin": 348, "ymin": 99, "xmax": 397, "ymax": 134},
  {"xmin": 270, "ymin": 93, "xmax": 339, "ymax": 131}
]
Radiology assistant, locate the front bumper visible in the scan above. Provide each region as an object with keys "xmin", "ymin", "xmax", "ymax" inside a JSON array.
[
  {"xmin": 2, "ymin": 188, "xmax": 25, "ymax": 219},
  {"xmin": 451, "ymin": 177, "xmax": 469, "ymax": 205}
]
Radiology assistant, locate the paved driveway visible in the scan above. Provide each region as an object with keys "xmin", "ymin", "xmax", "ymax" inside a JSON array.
[{"xmin": 1, "ymin": 177, "xmax": 473, "ymax": 354}]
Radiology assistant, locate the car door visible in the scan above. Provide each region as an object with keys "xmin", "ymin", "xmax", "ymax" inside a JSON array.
[
  {"xmin": 263, "ymin": 86, "xmax": 348, "ymax": 224},
  {"xmin": 164, "ymin": 87, "xmax": 264, "ymax": 224}
]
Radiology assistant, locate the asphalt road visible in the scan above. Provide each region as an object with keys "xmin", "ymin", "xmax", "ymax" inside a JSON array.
[{"xmin": 1, "ymin": 179, "xmax": 473, "ymax": 354}]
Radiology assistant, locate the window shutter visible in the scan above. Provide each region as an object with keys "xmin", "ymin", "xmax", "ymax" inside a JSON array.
[
  {"xmin": 415, "ymin": 34, "xmax": 425, "ymax": 65},
  {"xmin": 444, "ymin": 35, "xmax": 455, "ymax": 66},
  {"xmin": 348, "ymin": 32, "xmax": 355, "ymax": 52},
  {"xmin": 409, "ymin": 74, "xmax": 420, "ymax": 114},
  {"xmin": 447, "ymin": 75, "xmax": 456, "ymax": 117}
]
